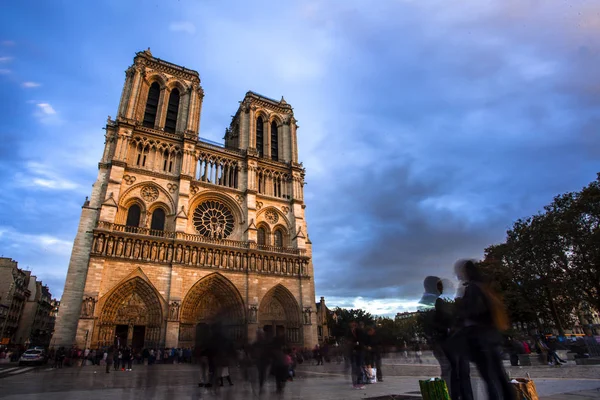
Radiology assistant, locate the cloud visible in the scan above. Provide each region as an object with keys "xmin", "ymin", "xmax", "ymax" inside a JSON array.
[
  {"xmin": 14, "ymin": 161, "xmax": 79, "ymax": 191},
  {"xmin": 1, "ymin": 40, "xmax": 15, "ymax": 46},
  {"xmin": 0, "ymin": 56, "xmax": 12, "ymax": 63},
  {"xmin": 169, "ymin": 21, "xmax": 196, "ymax": 34},
  {"xmin": 22, "ymin": 81, "xmax": 41, "ymax": 88},
  {"xmin": 36, "ymin": 103, "xmax": 56, "ymax": 115},
  {"xmin": 326, "ymin": 296, "xmax": 422, "ymax": 317},
  {"xmin": 0, "ymin": 69, "xmax": 10, "ymax": 74},
  {"xmin": 0, "ymin": 227, "xmax": 73, "ymax": 257}
]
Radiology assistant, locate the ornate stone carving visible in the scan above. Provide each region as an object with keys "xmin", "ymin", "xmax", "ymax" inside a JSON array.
[
  {"xmin": 141, "ymin": 185, "xmax": 159, "ymax": 202},
  {"xmin": 167, "ymin": 183, "xmax": 178, "ymax": 193},
  {"xmin": 169, "ymin": 301, "xmax": 180, "ymax": 321},
  {"xmin": 281, "ymin": 206, "xmax": 289, "ymax": 214},
  {"xmin": 123, "ymin": 175, "xmax": 136, "ymax": 185},
  {"xmin": 116, "ymin": 293, "xmax": 147, "ymax": 325},
  {"xmin": 265, "ymin": 210, "xmax": 279, "ymax": 224},
  {"xmin": 256, "ymin": 201, "xmax": 263, "ymax": 210},
  {"xmin": 80, "ymin": 297, "xmax": 96, "ymax": 318},
  {"xmin": 303, "ymin": 307, "xmax": 312, "ymax": 325},
  {"xmin": 262, "ymin": 299, "xmax": 285, "ymax": 321},
  {"xmin": 192, "ymin": 200, "xmax": 235, "ymax": 239},
  {"xmin": 248, "ymin": 305, "xmax": 258, "ymax": 324},
  {"xmin": 235, "ymin": 194, "xmax": 244, "ymax": 204}
]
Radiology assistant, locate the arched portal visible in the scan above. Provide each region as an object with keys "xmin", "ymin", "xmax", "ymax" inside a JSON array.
[
  {"xmin": 96, "ymin": 277, "xmax": 163, "ymax": 350},
  {"xmin": 179, "ymin": 273, "xmax": 246, "ymax": 348},
  {"xmin": 259, "ymin": 284, "xmax": 302, "ymax": 344}
]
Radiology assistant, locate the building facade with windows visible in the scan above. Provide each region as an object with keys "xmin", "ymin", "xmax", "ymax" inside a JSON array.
[
  {"xmin": 0, "ymin": 258, "xmax": 31, "ymax": 345},
  {"xmin": 53, "ymin": 49, "xmax": 317, "ymax": 350}
]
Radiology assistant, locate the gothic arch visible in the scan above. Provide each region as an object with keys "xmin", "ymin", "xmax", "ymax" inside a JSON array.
[
  {"xmin": 259, "ymin": 284, "xmax": 302, "ymax": 342},
  {"xmin": 256, "ymin": 206, "xmax": 292, "ymax": 229},
  {"xmin": 259, "ymin": 284, "xmax": 301, "ymax": 326},
  {"xmin": 117, "ymin": 181, "xmax": 175, "ymax": 225},
  {"xmin": 144, "ymin": 72, "xmax": 168, "ymax": 89},
  {"xmin": 166, "ymin": 79, "xmax": 188, "ymax": 94},
  {"xmin": 255, "ymin": 110, "xmax": 270, "ymax": 123},
  {"xmin": 179, "ymin": 273, "xmax": 246, "ymax": 345},
  {"xmin": 95, "ymin": 275, "xmax": 166, "ymax": 349}
]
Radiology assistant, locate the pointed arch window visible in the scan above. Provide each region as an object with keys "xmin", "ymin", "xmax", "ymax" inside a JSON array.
[
  {"xmin": 125, "ymin": 204, "xmax": 141, "ymax": 230},
  {"xmin": 274, "ymin": 230, "xmax": 284, "ymax": 248},
  {"xmin": 271, "ymin": 121, "xmax": 279, "ymax": 161},
  {"xmin": 164, "ymin": 88, "xmax": 180, "ymax": 133},
  {"xmin": 257, "ymin": 227, "xmax": 266, "ymax": 246},
  {"xmin": 143, "ymin": 82, "xmax": 160, "ymax": 128},
  {"xmin": 150, "ymin": 208, "xmax": 166, "ymax": 232},
  {"xmin": 256, "ymin": 116, "xmax": 264, "ymax": 157}
]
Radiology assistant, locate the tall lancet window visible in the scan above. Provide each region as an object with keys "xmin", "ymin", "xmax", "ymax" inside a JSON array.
[
  {"xmin": 164, "ymin": 88, "xmax": 180, "ymax": 133},
  {"xmin": 271, "ymin": 121, "xmax": 278, "ymax": 161},
  {"xmin": 256, "ymin": 116, "xmax": 264, "ymax": 157},
  {"xmin": 143, "ymin": 82, "xmax": 160, "ymax": 128}
]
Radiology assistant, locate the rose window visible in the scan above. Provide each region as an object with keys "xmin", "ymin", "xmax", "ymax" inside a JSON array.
[{"xmin": 193, "ymin": 200, "xmax": 235, "ymax": 239}]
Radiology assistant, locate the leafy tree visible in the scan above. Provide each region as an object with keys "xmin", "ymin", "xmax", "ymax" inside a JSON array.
[{"xmin": 330, "ymin": 308, "xmax": 375, "ymax": 339}]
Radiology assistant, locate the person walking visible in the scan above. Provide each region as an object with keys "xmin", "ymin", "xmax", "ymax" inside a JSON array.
[
  {"xmin": 105, "ymin": 346, "xmax": 114, "ymax": 374},
  {"xmin": 455, "ymin": 259, "xmax": 515, "ymax": 400}
]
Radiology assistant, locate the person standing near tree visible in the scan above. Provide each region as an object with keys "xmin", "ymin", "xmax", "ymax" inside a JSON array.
[{"xmin": 455, "ymin": 259, "xmax": 515, "ymax": 400}]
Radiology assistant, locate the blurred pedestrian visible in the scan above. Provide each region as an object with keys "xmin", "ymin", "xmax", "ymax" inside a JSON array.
[{"xmin": 455, "ymin": 259, "xmax": 514, "ymax": 400}]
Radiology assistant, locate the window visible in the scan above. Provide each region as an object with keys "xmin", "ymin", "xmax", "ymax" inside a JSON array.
[
  {"xmin": 143, "ymin": 82, "xmax": 160, "ymax": 128},
  {"xmin": 274, "ymin": 230, "xmax": 283, "ymax": 247},
  {"xmin": 164, "ymin": 88, "xmax": 180, "ymax": 133},
  {"xmin": 150, "ymin": 208, "xmax": 165, "ymax": 231},
  {"xmin": 271, "ymin": 121, "xmax": 278, "ymax": 161},
  {"xmin": 256, "ymin": 116, "xmax": 264, "ymax": 157},
  {"xmin": 125, "ymin": 204, "xmax": 141, "ymax": 228},
  {"xmin": 257, "ymin": 227, "xmax": 266, "ymax": 246}
]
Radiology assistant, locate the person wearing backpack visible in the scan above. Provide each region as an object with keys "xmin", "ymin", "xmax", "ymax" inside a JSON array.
[{"xmin": 455, "ymin": 259, "xmax": 515, "ymax": 400}]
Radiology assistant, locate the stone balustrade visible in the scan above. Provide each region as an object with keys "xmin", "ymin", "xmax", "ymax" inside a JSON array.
[{"xmin": 92, "ymin": 222, "xmax": 309, "ymax": 277}]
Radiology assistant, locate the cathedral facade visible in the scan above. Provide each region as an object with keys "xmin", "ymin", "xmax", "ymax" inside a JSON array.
[{"xmin": 53, "ymin": 49, "xmax": 317, "ymax": 350}]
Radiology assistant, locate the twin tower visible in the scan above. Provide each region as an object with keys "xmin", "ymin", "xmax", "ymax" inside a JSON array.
[{"xmin": 53, "ymin": 49, "xmax": 317, "ymax": 350}]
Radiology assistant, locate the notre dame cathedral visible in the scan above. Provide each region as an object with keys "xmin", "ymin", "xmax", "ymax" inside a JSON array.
[{"xmin": 53, "ymin": 49, "xmax": 318, "ymax": 350}]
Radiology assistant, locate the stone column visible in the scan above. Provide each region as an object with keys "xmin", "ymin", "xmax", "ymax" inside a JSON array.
[
  {"xmin": 155, "ymin": 87, "xmax": 168, "ymax": 130},
  {"xmin": 264, "ymin": 119, "xmax": 270, "ymax": 158},
  {"xmin": 291, "ymin": 119, "xmax": 299, "ymax": 163},
  {"xmin": 126, "ymin": 68, "xmax": 143, "ymax": 120},
  {"xmin": 240, "ymin": 106, "xmax": 249, "ymax": 150},
  {"xmin": 118, "ymin": 68, "xmax": 135, "ymax": 118}
]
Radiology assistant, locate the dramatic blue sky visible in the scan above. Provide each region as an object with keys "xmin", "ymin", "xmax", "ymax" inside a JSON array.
[{"xmin": 1, "ymin": 1, "xmax": 599, "ymax": 316}]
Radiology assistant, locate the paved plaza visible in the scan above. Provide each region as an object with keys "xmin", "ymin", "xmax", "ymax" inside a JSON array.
[{"xmin": 0, "ymin": 362, "xmax": 599, "ymax": 400}]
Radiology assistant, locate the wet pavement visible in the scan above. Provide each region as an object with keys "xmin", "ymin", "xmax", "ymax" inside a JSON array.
[{"xmin": 0, "ymin": 363, "xmax": 597, "ymax": 400}]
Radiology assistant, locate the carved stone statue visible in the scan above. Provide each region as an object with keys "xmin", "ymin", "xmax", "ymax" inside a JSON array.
[
  {"xmin": 269, "ymin": 257, "xmax": 275, "ymax": 272},
  {"xmin": 184, "ymin": 247, "xmax": 190, "ymax": 264},
  {"xmin": 116, "ymin": 239, "xmax": 124, "ymax": 256},
  {"xmin": 214, "ymin": 251, "xmax": 220, "ymax": 267},
  {"xmin": 133, "ymin": 241, "xmax": 141, "ymax": 259},
  {"xmin": 106, "ymin": 237, "xmax": 114, "ymax": 255},
  {"xmin": 125, "ymin": 239, "xmax": 132, "ymax": 258},
  {"xmin": 176, "ymin": 246, "xmax": 182, "ymax": 263},
  {"xmin": 221, "ymin": 252, "xmax": 227, "ymax": 268},
  {"xmin": 158, "ymin": 244, "xmax": 165, "ymax": 261},
  {"xmin": 250, "ymin": 256, "xmax": 255, "ymax": 271},
  {"xmin": 248, "ymin": 306, "xmax": 258, "ymax": 323},
  {"xmin": 200, "ymin": 249, "xmax": 206, "ymax": 265},
  {"xmin": 142, "ymin": 241, "xmax": 149, "ymax": 259},
  {"xmin": 81, "ymin": 297, "xmax": 95, "ymax": 318},
  {"xmin": 207, "ymin": 250, "xmax": 213, "ymax": 265},
  {"xmin": 95, "ymin": 236, "xmax": 105, "ymax": 253},
  {"xmin": 169, "ymin": 302, "xmax": 180, "ymax": 321},
  {"xmin": 191, "ymin": 248, "xmax": 197, "ymax": 265},
  {"xmin": 166, "ymin": 245, "xmax": 173, "ymax": 261},
  {"xmin": 151, "ymin": 243, "xmax": 157, "ymax": 260},
  {"xmin": 235, "ymin": 254, "xmax": 241, "ymax": 269},
  {"xmin": 229, "ymin": 253, "xmax": 234, "ymax": 269},
  {"xmin": 303, "ymin": 308, "xmax": 311, "ymax": 325},
  {"xmin": 276, "ymin": 258, "xmax": 281, "ymax": 273}
]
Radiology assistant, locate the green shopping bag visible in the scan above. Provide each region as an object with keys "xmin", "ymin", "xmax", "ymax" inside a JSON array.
[{"xmin": 419, "ymin": 378, "xmax": 451, "ymax": 400}]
